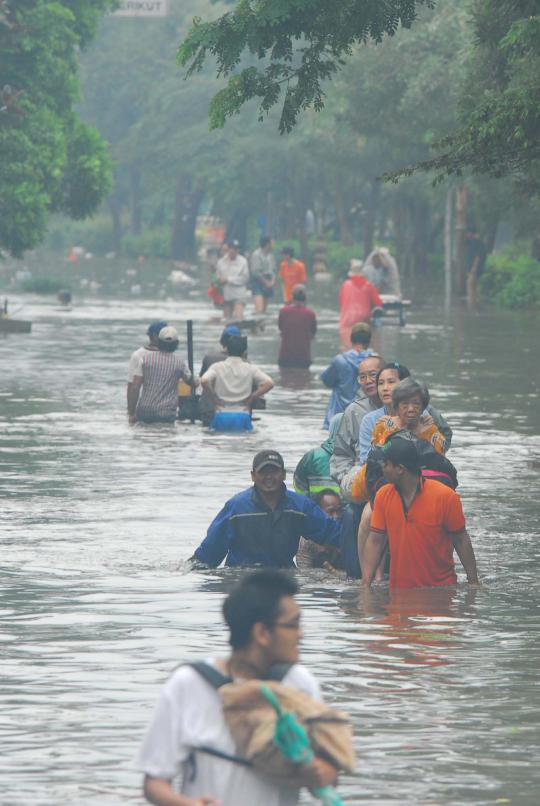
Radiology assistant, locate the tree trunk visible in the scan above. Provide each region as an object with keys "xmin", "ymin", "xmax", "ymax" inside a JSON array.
[
  {"xmin": 171, "ymin": 176, "xmax": 202, "ymax": 261},
  {"xmin": 334, "ymin": 175, "xmax": 352, "ymax": 245},
  {"xmin": 108, "ymin": 194, "xmax": 122, "ymax": 254},
  {"xmin": 130, "ymin": 166, "xmax": 142, "ymax": 235},
  {"xmin": 363, "ymin": 180, "xmax": 380, "ymax": 258},
  {"xmin": 444, "ymin": 187, "xmax": 453, "ymax": 312},
  {"xmin": 454, "ymin": 184, "xmax": 468, "ymax": 297}
]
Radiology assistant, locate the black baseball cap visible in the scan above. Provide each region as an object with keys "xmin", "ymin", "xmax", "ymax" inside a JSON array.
[
  {"xmin": 381, "ymin": 437, "xmax": 420, "ymax": 473},
  {"xmin": 252, "ymin": 450, "xmax": 285, "ymax": 473}
]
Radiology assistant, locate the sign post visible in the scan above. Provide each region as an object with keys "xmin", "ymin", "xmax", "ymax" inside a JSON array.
[{"xmin": 112, "ymin": 0, "xmax": 168, "ymax": 18}]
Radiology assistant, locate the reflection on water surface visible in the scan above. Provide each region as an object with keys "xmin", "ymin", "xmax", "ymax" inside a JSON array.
[{"xmin": 1, "ymin": 291, "xmax": 539, "ymax": 804}]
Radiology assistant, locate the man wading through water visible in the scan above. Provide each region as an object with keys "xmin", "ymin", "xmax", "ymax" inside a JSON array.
[{"xmin": 138, "ymin": 570, "xmax": 339, "ymax": 805}]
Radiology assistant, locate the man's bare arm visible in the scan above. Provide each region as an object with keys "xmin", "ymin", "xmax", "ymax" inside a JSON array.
[
  {"xmin": 360, "ymin": 529, "xmax": 387, "ymax": 587},
  {"xmin": 451, "ymin": 529, "xmax": 479, "ymax": 583},
  {"xmin": 248, "ymin": 379, "xmax": 274, "ymax": 405},
  {"xmin": 143, "ymin": 775, "xmax": 218, "ymax": 806},
  {"xmin": 127, "ymin": 376, "xmax": 143, "ymax": 424}
]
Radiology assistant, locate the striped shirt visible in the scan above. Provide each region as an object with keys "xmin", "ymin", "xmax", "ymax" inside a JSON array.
[{"xmin": 133, "ymin": 350, "xmax": 189, "ymax": 420}]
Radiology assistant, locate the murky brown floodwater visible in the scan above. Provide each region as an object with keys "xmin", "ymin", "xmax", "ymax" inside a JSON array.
[{"xmin": 1, "ymin": 284, "xmax": 539, "ymax": 805}]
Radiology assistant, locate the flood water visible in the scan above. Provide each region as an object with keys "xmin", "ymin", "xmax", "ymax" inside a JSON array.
[{"xmin": 1, "ymin": 286, "xmax": 540, "ymax": 805}]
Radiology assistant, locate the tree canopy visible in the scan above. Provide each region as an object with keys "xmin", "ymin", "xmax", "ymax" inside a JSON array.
[
  {"xmin": 0, "ymin": 0, "xmax": 114, "ymax": 256},
  {"xmin": 177, "ymin": 0, "xmax": 433, "ymax": 133}
]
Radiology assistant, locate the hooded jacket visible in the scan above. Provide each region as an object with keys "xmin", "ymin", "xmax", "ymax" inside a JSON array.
[
  {"xmin": 293, "ymin": 416, "xmax": 342, "ymax": 496},
  {"xmin": 320, "ymin": 348, "xmax": 374, "ymax": 428}
]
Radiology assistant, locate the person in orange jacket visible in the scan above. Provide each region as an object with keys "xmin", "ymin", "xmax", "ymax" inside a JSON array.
[{"xmin": 279, "ymin": 247, "xmax": 307, "ymax": 303}]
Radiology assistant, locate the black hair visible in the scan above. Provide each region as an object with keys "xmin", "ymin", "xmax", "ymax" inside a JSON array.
[
  {"xmin": 260, "ymin": 235, "xmax": 271, "ymax": 248},
  {"xmin": 226, "ymin": 334, "xmax": 248, "ymax": 356},
  {"xmin": 350, "ymin": 327, "xmax": 371, "ymax": 347},
  {"xmin": 223, "ymin": 570, "xmax": 299, "ymax": 650},
  {"xmin": 312, "ymin": 489, "xmax": 341, "ymax": 507},
  {"xmin": 158, "ymin": 337, "xmax": 178, "ymax": 353},
  {"xmin": 281, "ymin": 246, "xmax": 294, "ymax": 257},
  {"xmin": 376, "ymin": 361, "xmax": 411, "ymax": 386}
]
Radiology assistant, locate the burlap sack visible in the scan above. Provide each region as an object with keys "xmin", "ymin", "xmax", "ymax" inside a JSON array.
[{"xmin": 219, "ymin": 680, "xmax": 355, "ymax": 781}]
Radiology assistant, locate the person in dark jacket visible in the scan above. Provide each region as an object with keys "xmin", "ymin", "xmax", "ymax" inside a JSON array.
[
  {"xmin": 277, "ymin": 285, "xmax": 317, "ymax": 368},
  {"xmin": 191, "ymin": 450, "xmax": 341, "ymax": 568}
]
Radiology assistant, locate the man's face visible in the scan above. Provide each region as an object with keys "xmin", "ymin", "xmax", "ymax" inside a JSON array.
[
  {"xmin": 228, "ymin": 245, "xmax": 239, "ymax": 259},
  {"xmin": 251, "ymin": 464, "xmax": 285, "ymax": 495},
  {"xmin": 319, "ymin": 493, "xmax": 342, "ymax": 519},
  {"xmin": 359, "ymin": 357, "xmax": 381, "ymax": 399},
  {"xmin": 382, "ymin": 459, "xmax": 401, "ymax": 484},
  {"xmin": 265, "ymin": 595, "xmax": 302, "ymax": 664}
]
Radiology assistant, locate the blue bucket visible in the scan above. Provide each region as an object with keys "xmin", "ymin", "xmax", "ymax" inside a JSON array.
[{"xmin": 210, "ymin": 411, "xmax": 253, "ymax": 432}]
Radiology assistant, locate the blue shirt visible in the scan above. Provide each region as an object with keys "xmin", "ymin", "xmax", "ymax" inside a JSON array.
[
  {"xmin": 193, "ymin": 485, "xmax": 341, "ymax": 568},
  {"xmin": 320, "ymin": 349, "xmax": 374, "ymax": 428}
]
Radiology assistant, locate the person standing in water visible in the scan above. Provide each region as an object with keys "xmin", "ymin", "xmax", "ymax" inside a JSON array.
[
  {"xmin": 277, "ymin": 285, "xmax": 317, "ymax": 369},
  {"xmin": 138, "ymin": 570, "xmax": 339, "ymax": 806},
  {"xmin": 216, "ymin": 240, "xmax": 250, "ymax": 320},
  {"xmin": 321, "ymin": 323, "xmax": 376, "ymax": 429},
  {"xmin": 249, "ymin": 235, "xmax": 276, "ymax": 314},
  {"xmin": 278, "ymin": 247, "xmax": 307, "ymax": 303},
  {"xmin": 127, "ymin": 326, "xmax": 190, "ymax": 425},
  {"xmin": 338, "ymin": 261, "xmax": 383, "ymax": 348},
  {"xmin": 361, "ymin": 438, "xmax": 480, "ymax": 589}
]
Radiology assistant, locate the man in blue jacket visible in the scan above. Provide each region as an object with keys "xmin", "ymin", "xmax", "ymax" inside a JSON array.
[
  {"xmin": 321, "ymin": 323, "xmax": 377, "ymax": 428},
  {"xmin": 191, "ymin": 450, "xmax": 342, "ymax": 568}
]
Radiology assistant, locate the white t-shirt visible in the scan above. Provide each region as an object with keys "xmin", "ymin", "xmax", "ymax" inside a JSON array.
[
  {"xmin": 216, "ymin": 254, "xmax": 250, "ymax": 301},
  {"xmin": 127, "ymin": 346, "xmax": 156, "ymax": 382},
  {"xmin": 202, "ymin": 357, "xmax": 272, "ymax": 411},
  {"xmin": 137, "ymin": 660, "xmax": 321, "ymax": 806}
]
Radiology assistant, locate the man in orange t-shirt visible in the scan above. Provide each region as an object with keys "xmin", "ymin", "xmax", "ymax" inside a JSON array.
[
  {"xmin": 361, "ymin": 438, "xmax": 479, "ymax": 590},
  {"xmin": 279, "ymin": 247, "xmax": 307, "ymax": 303}
]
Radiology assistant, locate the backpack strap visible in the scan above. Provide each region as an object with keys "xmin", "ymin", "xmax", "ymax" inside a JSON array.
[
  {"xmin": 186, "ymin": 661, "xmax": 232, "ymax": 689},
  {"xmin": 187, "ymin": 660, "xmax": 292, "ymax": 688}
]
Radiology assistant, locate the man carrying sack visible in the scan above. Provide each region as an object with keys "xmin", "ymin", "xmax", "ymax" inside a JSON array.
[{"xmin": 137, "ymin": 571, "xmax": 355, "ymax": 806}]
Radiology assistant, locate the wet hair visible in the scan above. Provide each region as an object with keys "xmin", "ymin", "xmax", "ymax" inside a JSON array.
[
  {"xmin": 223, "ymin": 570, "xmax": 299, "ymax": 649},
  {"xmin": 226, "ymin": 334, "xmax": 248, "ymax": 357},
  {"xmin": 281, "ymin": 246, "xmax": 294, "ymax": 257},
  {"xmin": 376, "ymin": 362, "xmax": 411, "ymax": 386},
  {"xmin": 312, "ymin": 489, "xmax": 341, "ymax": 508},
  {"xmin": 350, "ymin": 327, "xmax": 371, "ymax": 347},
  {"xmin": 392, "ymin": 377, "xmax": 430, "ymax": 410},
  {"xmin": 260, "ymin": 235, "xmax": 271, "ymax": 248}
]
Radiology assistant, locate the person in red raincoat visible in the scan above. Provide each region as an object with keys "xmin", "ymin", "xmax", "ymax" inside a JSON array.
[{"xmin": 339, "ymin": 260, "xmax": 383, "ymax": 348}]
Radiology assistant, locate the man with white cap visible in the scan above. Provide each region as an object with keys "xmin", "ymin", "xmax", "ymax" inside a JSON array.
[{"xmin": 127, "ymin": 326, "xmax": 191, "ymax": 424}]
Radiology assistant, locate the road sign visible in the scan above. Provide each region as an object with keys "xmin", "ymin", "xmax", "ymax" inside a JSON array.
[{"xmin": 113, "ymin": 0, "xmax": 168, "ymax": 17}]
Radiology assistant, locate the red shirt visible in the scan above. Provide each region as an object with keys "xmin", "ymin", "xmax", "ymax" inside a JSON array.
[
  {"xmin": 278, "ymin": 303, "xmax": 317, "ymax": 368},
  {"xmin": 371, "ymin": 479, "xmax": 466, "ymax": 589}
]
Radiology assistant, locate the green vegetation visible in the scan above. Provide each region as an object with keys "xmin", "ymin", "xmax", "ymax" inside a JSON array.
[
  {"xmin": 0, "ymin": 0, "xmax": 114, "ymax": 257},
  {"xmin": 21, "ymin": 276, "xmax": 69, "ymax": 295},
  {"xmin": 481, "ymin": 248, "xmax": 540, "ymax": 310}
]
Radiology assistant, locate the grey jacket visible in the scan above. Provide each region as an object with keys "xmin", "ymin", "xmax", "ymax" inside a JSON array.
[
  {"xmin": 330, "ymin": 394, "xmax": 379, "ymax": 499},
  {"xmin": 330, "ymin": 394, "xmax": 453, "ymax": 501}
]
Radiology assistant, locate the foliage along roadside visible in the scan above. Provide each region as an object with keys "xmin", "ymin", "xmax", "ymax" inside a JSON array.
[
  {"xmin": 480, "ymin": 248, "xmax": 540, "ymax": 310},
  {"xmin": 0, "ymin": 0, "xmax": 114, "ymax": 257}
]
